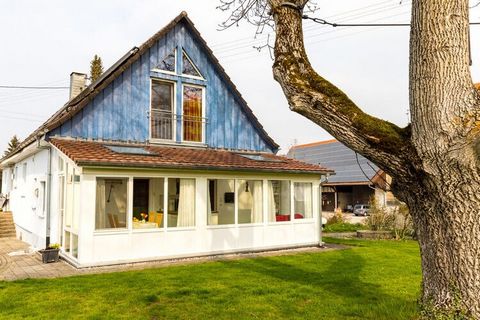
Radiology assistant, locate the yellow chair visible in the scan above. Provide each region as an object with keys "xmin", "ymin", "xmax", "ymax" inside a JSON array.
[
  {"xmin": 155, "ymin": 213, "xmax": 164, "ymax": 227},
  {"xmin": 148, "ymin": 213, "xmax": 155, "ymax": 223}
]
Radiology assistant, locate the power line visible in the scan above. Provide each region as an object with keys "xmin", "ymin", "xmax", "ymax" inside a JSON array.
[
  {"xmin": 214, "ymin": 0, "xmax": 412, "ymax": 54},
  {"xmin": 0, "ymin": 85, "xmax": 69, "ymax": 90},
  {"xmin": 302, "ymin": 15, "xmax": 480, "ymax": 27}
]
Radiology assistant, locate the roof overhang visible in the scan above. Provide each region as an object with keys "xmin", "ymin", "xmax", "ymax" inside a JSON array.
[
  {"xmin": 323, "ymin": 181, "xmax": 373, "ymax": 186},
  {"xmin": 76, "ymin": 161, "xmax": 331, "ymax": 175}
]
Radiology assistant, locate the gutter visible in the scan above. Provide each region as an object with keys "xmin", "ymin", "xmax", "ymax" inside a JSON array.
[{"xmin": 76, "ymin": 161, "xmax": 334, "ymax": 175}]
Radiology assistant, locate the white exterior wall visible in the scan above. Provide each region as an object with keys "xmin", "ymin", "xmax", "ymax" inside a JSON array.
[
  {"xmin": 1, "ymin": 168, "xmax": 13, "ymax": 209},
  {"xmin": 7, "ymin": 148, "xmax": 50, "ymax": 248},
  {"xmin": 73, "ymin": 169, "xmax": 322, "ymax": 267}
]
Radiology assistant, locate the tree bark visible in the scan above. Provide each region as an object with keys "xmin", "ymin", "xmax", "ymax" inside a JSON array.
[{"xmin": 267, "ymin": 0, "xmax": 480, "ymax": 317}]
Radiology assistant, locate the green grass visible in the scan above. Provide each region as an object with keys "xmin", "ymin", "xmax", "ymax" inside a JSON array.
[
  {"xmin": 0, "ymin": 239, "xmax": 421, "ymax": 319},
  {"xmin": 323, "ymin": 222, "xmax": 367, "ymax": 233}
]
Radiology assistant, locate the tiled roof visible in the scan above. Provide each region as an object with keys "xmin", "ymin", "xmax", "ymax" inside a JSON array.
[{"xmin": 51, "ymin": 139, "xmax": 332, "ymax": 174}]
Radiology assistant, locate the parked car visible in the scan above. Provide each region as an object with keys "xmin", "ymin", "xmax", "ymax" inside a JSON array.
[
  {"xmin": 353, "ymin": 204, "xmax": 370, "ymax": 216},
  {"xmin": 343, "ymin": 205, "xmax": 354, "ymax": 213}
]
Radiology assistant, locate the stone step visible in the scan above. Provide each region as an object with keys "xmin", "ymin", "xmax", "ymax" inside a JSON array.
[
  {"xmin": 0, "ymin": 234, "xmax": 16, "ymax": 238},
  {"xmin": 0, "ymin": 211, "xmax": 16, "ymax": 238}
]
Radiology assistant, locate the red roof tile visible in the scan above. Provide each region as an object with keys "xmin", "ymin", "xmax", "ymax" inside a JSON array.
[{"xmin": 50, "ymin": 139, "xmax": 332, "ymax": 174}]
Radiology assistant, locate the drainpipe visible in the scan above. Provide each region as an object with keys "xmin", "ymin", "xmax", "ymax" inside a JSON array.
[
  {"xmin": 319, "ymin": 173, "xmax": 330, "ymax": 247},
  {"xmin": 37, "ymin": 136, "xmax": 52, "ymax": 247}
]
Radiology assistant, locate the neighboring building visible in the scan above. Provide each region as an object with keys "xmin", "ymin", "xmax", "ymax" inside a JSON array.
[
  {"xmin": 0, "ymin": 12, "xmax": 331, "ymax": 267},
  {"xmin": 288, "ymin": 139, "xmax": 398, "ymax": 212}
]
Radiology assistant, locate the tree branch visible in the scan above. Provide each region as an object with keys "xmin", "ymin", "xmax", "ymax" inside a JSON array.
[{"xmin": 268, "ymin": 0, "xmax": 417, "ymax": 178}]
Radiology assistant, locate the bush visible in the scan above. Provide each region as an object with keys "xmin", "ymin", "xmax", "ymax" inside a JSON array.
[
  {"xmin": 365, "ymin": 197, "xmax": 396, "ymax": 231},
  {"xmin": 393, "ymin": 203, "xmax": 414, "ymax": 240},
  {"xmin": 365, "ymin": 197, "xmax": 414, "ymax": 240},
  {"xmin": 326, "ymin": 211, "xmax": 346, "ymax": 225}
]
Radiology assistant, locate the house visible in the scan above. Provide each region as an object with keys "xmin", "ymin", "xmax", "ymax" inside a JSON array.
[
  {"xmin": 0, "ymin": 12, "xmax": 331, "ymax": 267},
  {"xmin": 288, "ymin": 139, "xmax": 398, "ymax": 212}
]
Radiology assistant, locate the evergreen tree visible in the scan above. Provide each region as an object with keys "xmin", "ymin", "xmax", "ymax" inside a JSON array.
[
  {"xmin": 3, "ymin": 135, "xmax": 19, "ymax": 157},
  {"xmin": 89, "ymin": 54, "xmax": 104, "ymax": 82}
]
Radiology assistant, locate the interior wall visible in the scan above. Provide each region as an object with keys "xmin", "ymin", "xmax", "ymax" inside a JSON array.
[{"xmin": 216, "ymin": 179, "xmax": 235, "ymax": 224}]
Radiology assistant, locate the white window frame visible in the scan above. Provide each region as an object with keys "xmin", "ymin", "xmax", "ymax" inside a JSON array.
[
  {"xmin": 206, "ymin": 178, "xmax": 237, "ymax": 228},
  {"xmin": 266, "ymin": 179, "xmax": 293, "ymax": 225},
  {"xmin": 149, "ymin": 78, "xmax": 177, "ymax": 143},
  {"xmin": 93, "ymin": 176, "xmax": 130, "ymax": 233},
  {"xmin": 181, "ymin": 83, "xmax": 206, "ymax": 144},
  {"xmin": 293, "ymin": 181, "xmax": 314, "ymax": 220}
]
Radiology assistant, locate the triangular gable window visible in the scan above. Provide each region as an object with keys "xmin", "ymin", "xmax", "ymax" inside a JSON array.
[
  {"xmin": 156, "ymin": 49, "xmax": 176, "ymax": 73},
  {"xmin": 182, "ymin": 51, "xmax": 202, "ymax": 78}
]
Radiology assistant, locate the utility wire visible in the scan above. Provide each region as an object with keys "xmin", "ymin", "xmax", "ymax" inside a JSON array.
[
  {"xmin": 0, "ymin": 85, "xmax": 68, "ymax": 89},
  {"xmin": 302, "ymin": 15, "xmax": 480, "ymax": 27}
]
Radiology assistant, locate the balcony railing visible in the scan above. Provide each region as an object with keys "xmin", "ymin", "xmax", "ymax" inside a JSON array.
[
  {"xmin": 150, "ymin": 110, "xmax": 207, "ymax": 143},
  {"xmin": 151, "ymin": 110, "xmax": 174, "ymax": 140}
]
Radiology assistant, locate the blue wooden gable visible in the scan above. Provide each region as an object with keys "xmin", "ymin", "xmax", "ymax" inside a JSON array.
[{"xmin": 48, "ymin": 14, "xmax": 278, "ymax": 153}]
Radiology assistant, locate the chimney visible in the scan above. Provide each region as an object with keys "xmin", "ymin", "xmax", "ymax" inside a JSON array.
[{"xmin": 69, "ymin": 72, "xmax": 87, "ymax": 100}]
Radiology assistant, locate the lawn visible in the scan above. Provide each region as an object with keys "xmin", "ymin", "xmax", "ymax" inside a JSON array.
[{"xmin": 0, "ymin": 239, "xmax": 421, "ymax": 320}]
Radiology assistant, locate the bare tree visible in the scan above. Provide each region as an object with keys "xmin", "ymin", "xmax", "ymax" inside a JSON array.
[{"xmin": 219, "ymin": 0, "xmax": 480, "ymax": 317}]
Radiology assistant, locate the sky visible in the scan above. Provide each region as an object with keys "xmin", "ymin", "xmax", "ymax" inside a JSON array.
[{"xmin": 0, "ymin": 0, "xmax": 479, "ymax": 154}]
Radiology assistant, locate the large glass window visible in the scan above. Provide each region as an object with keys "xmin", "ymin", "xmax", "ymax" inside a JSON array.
[
  {"xmin": 267, "ymin": 180, "xmax": 291, "ymax": 222},
  {"xmin": 237, "ymin": 180, "xmax": 263, "ymax": 224},
  {"xmin": 183, "ymin": 86, "xmax": 203, "ymax": 142},
  {"xmin": 151, "ymin": 81, "xmax": 174, "ymax": 140},
  {"xmin": 95, "ymin": 178, "xmax": 128, "ymax": 229},
  {"xmin": 207, "ymin": 179, "xmax": 235, "ymax": 225},
  {"xmin": 132, "ymin": 178, "xmax": 164, "ymax": 229},
  {"xmin": 167, "ymin": 178, "xmax": 196, "ymax": 227},
  {"xmin": 294, "ymin": 182, "xmax": 313, "ymax": 219}
]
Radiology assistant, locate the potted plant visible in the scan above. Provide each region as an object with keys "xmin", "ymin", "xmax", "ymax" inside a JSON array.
[{"xmin": 40, "ymin": 243, "xmax": 60, "ymax": 263}]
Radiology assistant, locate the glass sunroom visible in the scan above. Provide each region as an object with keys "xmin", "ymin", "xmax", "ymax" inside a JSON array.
[{"xmin": 52, "ymin": 139, "xmax": 330, "ymax": 267}]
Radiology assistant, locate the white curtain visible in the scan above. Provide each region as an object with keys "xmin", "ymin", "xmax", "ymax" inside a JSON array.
[
  {"xmin": 95, "ymin": 179, "xmax": 106, "ymax": 229},
  {"xmin": 251, "ymin": 181, "xmax": 263, "ymax": 223},
  {"xmin": 177, "ymin": 179, "xmax": 195, "ymax": 227},
  {"xmin": 207, "ymin": 182, "xmax": 212, "ymax": 224},
  {"xmin": 304, "ymin": 184, "xmax": 313, "ymax": 218},
  {"xmin": 294, "ymin": 183, "xmax": 312, "ymax": 218},
  {"xmin": 267, "ymin": 181, "xmax": 276, "ymax": 222},
  {"xmin": 280, "ymin": 181, "xmax": 291, "ymax": 216}
]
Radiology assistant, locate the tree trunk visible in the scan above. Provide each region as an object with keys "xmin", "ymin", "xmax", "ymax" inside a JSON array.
[
  {"xmin": 267, "ymin": 0, "xmax": 480, "ymax": 317},
  {"xmin": 396, "ymin": 173, "xmax": 480, "ymax": 317}
]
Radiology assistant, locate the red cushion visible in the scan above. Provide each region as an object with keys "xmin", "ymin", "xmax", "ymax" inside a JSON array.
[
  {"xmin": 294, "ymin": 213, "xmax": 304, "ymax": 219},
  {"xmin": 275, "ymin": 215, "xmax": 290, "ymax": 222}
]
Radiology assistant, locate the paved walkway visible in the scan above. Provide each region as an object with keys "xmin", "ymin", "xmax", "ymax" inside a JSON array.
[
  {"xmin": 0, "ymin": 238, "xmax": 78, "ymax": 281},
  {"xmin": 0, "ymin": 237, "xmax": 346, "ymax": 281}
]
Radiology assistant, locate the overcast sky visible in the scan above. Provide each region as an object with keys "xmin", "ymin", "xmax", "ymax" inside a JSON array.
[{"xmin": 0, "ymin": 0, "xmax": 479, "ymax": 154}]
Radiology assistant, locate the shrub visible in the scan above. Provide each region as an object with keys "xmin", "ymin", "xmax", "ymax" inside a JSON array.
[
  {"xmin": 365, "ymin": 197, "xmax": 396, "ymax": 231},
  {"xmin": 393, "ymin": 203, "xmax": 414, "ymax": 240},
  {"xmin": 326, "ymin": 211, "xmax": 346, "ymax": 225}
]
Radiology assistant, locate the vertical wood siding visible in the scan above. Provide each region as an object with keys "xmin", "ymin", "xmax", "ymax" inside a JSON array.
[{"xmin": 48, "ymin": 21, "xmax": 274, "ymax": 153}]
